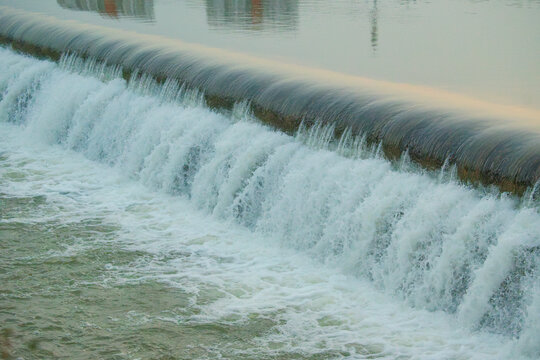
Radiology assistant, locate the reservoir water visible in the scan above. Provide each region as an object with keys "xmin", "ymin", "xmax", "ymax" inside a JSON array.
[
  {"xmin": 0, "ymin": 1, "xmax": 539, "ymax": 359},
  {"xmin": 0, "ymin": 0, "xmax": 538, "ymax": 110}
]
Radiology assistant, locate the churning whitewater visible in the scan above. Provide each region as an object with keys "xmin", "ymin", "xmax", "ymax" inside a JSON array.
[{"xmin": 0, "ymin": 47, "xmax": 539, "ymax": 359}]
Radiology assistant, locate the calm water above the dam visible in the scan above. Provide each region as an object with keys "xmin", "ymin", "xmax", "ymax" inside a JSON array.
[
  {"xmin": 1, "ymin": 2, "xmax": 540, "ymax": 360},
  {"xmin": 0, "ymin": 0, "xmax": 539, "ymax": 110}
]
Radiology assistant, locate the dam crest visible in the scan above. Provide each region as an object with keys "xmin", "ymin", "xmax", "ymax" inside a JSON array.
[{"xmin": 0, "ymin": 6, "xmax": 539, "ymax": 194}]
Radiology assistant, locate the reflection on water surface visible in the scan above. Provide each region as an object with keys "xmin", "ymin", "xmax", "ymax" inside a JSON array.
[
  {"xmin": 205, "ymin": 0, "xmax": 298, "ymax": 31},
  {"xmin": 57, "ymin": 0, "xmax": 154, "ymax": 21}
]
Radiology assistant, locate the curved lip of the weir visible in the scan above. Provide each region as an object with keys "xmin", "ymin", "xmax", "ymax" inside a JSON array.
[
  {"xmin": 0, "ymin": 6, "xmax": 538, "ymax": 125},
  {"xmin": 1, "ymin": 6, "xmax": 539, "ymax": 195}
]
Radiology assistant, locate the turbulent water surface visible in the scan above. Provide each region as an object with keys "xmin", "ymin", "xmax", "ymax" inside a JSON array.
[{"xmin": 1, "ymin": 47, "xmax": 540, "ymax": 359}]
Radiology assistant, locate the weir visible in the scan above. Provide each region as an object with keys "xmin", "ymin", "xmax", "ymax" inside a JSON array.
[
  {"xmin": 0, "ymin": 6, "xmax": 539, "ymax": 195},
  {"xmin": 1, "ymin": 33, "xmax": 540, "ymax": 357}
]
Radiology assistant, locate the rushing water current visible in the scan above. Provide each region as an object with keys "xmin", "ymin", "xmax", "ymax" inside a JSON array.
[{"xmin": 1, "ymin": 47, "xmax": 539, "ymax": 359}]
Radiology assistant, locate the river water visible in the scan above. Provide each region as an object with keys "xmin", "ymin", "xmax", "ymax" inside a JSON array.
[{"xmin": 0, "ymin": 47, "xmax": 539, "ymax": 359}]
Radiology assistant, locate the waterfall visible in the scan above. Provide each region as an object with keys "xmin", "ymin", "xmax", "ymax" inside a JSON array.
[
  {"xmin": 1, "ymin": 6, "xmax": 539, "ymax": 194},
  {"xmin": 1, "ymin": 47, "xmax": 539, "ymax": 357}
]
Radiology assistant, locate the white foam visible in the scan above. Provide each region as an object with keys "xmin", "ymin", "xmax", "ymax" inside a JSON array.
[{"xmin": 1, "ymin": 46, "xmax": 539, "ymax": 359}]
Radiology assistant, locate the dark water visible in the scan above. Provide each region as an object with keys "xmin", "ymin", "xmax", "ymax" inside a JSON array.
[{"xmin": 0, "ymin": 0, "xmax": 538, "ymax": 109}]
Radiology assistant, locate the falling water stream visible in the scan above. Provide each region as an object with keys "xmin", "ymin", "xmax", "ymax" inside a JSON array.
[{"xmin": 1, "ymin": 48, "xmax": 539, "ymax": 359}]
